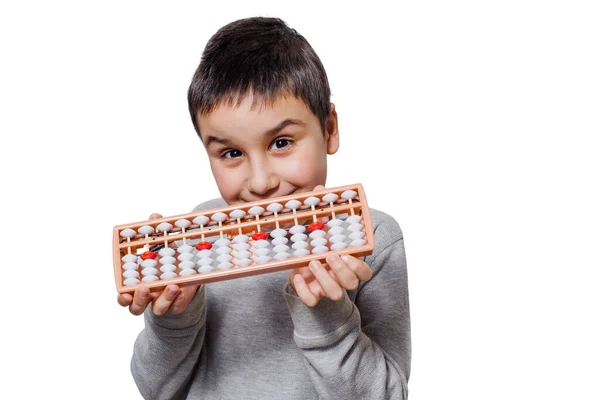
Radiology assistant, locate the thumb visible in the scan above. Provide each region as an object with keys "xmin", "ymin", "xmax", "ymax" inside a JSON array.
[{"xmin": 149, "ymin": 213, "xmax": 163, "ymax": 220}]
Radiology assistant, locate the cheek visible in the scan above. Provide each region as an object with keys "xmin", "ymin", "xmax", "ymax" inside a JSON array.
[
  {"xmin": 210, "ymin": 162, "xmax": 243, "ymax": 202},
  {"xmin": 277, "ymin": 146, "xmax": 328, "ymax": 187}
]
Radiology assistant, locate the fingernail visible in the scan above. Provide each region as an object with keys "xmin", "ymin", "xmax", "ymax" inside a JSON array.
[
  {"xmin": 139, "ymin": 289, "xmax": 149, "ymax": 298},
  {"xmin": 309, "ymin": 261, "xmax": 320, "ymax": 271},
  {"xmin": 168, "ymin": 287, "xmax": 178, "ymax": 296},
  {"xmin": 326, "ymin": 254, "xmax": 338, "ymax": 264},
  {"xmin": 293, "ymin": 274, "xmax": 302, "ymax": 284},
  {"xmin": 341, "ymin": 255, "xmax": 350, "ymax": 263}
]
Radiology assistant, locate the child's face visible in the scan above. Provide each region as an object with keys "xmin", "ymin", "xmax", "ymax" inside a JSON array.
[{"xmin": 197, "ymin": 94, "xmax": 339, "ymax": 205}]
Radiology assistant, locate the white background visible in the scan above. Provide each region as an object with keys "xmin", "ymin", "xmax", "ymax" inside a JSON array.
[{"xmin": 1, "ymin": 1, "xmax": 598, "ymax": 399}]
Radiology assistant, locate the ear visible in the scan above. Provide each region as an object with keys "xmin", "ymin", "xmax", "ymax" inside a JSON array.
[{"xmin": 325, "ymin": 103, "xmax": 340, "ymax": 155}]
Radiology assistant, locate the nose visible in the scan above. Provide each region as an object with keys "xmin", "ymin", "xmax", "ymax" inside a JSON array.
[{"xmin": 248, "ymin": 157, "xmax": 279, "ymax": 197}]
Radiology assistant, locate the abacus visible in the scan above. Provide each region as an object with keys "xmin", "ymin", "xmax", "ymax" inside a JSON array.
[{"xmin": 113, "ymin": 184, "xmax": 374, "ymax": 294}]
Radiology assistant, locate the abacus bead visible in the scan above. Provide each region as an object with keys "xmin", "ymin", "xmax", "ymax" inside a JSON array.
[
  {"xmin": 331, "ymin": 242, "xmax": 348, "ymax": 250},
  {"xmin": 175, "ymin": 219, "xmax": 191, "ymax": 228},
  {"xmin": 267, "ymin": 203, "xmax": 283, "ymax": 213},
  {"xmin": 309, "ymin": 230, "xmax": 327, "ymax": 239},
  {"xmin": 233, "ymin": 234, "xmax": 249, "ymax": 244},
  {"xmin": 327, "ymin": 219, "xmax": 343, "ymax": 228},
  {"xmin": 123, "ymin": 262, "xmax": 138, "ymax": 271},
  {"xmin": 122, "ymin": 254, "xmax": 138, "ymax": 263},
  {"xmin": 216, "ymin": 254, "xmax": 233, "ymax": 263},
  {"xmin": 256, "ymin": 255, "xmax": 272, "ymax": 264},
  {"xmin": 178, "ymin": 244, "xmax": 194, "ymax": 253},
  {"xmin": 341, "ymin": 190, "xmax": 358, "ymax": 199},
  {"xmin": 179, "ymin": 260, "xmax": 196, "ymax": 270},
  {"xmin": 233, "ymin": 243, "xmax": 250, "ymax": 251},
  {"xmin": 179, "ymin": 268, "xmax": 196, "ymax": 276},
  {"xmin": 195, "ymin": 241, "xmax": 212, "ymax": 251},
  {"xmin": 322, "ymin": 193, "xmax": 339, "ymax": 203},
  {"xmin": 211, "ymin": 212, "xmax": 228, "ymax": 222},
  {"xmin": 123, "ymin": 270, "xmax": 139, "ymax": 279},
  {"xmin": 156, "ymin": 222, "xmax": 173, "ymax": 232},
  {"xmin": 138, "ymin": 225, "xmax": 154, "ymax": 235},
  {"xmin": 330, "ymin": 234, "xmax": 347, "ymax": 243},
  {"xmin": 193, "ymin": 215, "xmax": 209, "ymax": 225},
  {"xmin": 310, "ymin": 238, "xmax": 328, "ymax": 247},
  {"xmin": 159, "ymin": 256, "xmax": 176, "ymax": 265},
  {"xmin": 312, "ymin": 246, "xmax": 329, "ymax": 254},
  {"xmin": 142, "ymin": 275, "xmax": 159, "ymax": 283},
  {"xmin": 160, "ymin": 264, "xmax": 177, "ymax": 273},
  {"xmin": 217, "ymin": 262, "xmax": 233, "ymax": 270},
  {"xmin": 197, "ymin": 249, "xmax": 214, "ymax": 258},
  {"xmin": 350, "ymin": 239, "xmax": 367, "ymax": 247},
  {"xmin": 346, "ymin": 215, "xmax": 363, "ymax": 224},
  {"xmin": 292, "ymin": 241, "xmax": 308, "ymax": 250},
  {"xmin": 120, "ymin": 228, "xmax": 136, "ymax": 238},
  {"xmin": 235, "ymin": 259, "xmax": 252, "ymax": 267},
  {"xmin": 274, "ymin": 252, "xmax": 290, "ymax": 261},
  {"xmin": 253, "ymin": 239, "xmax": 270, "ymax": 249},
  {"xmin": 142, "ymin": 267, "xmax": 158, "ymax": 276},
  {"xmin": 177, "ymin": 253, "xmax": 195, "ymax": 262},
  {"xmin": 197, "ymin": 258, "xmax": 214, "ymax": 266},
  {"xmin": 271, "ymin": 237, "xmax": 288, "ymax": 246},
  {"xmin": 215, "ymin": 238, "xmax": 231, "ymax": 247},
  {"xmin": 328, "ymin": 226, "xmax": 345, "ymax": 236},
  {"xmin": 141, "ymin": 259, "xmax": 158, "ymax": 269},
  {"xmin": 347, "ymin": 223, "xmax": 364, "ymax": 232},
  {"xmin": 270, "ymin": 228, "xmax": 287, "ymax": 238},
  {"xmin": 291, "ymin": 233, "xmax": 308, "ymax": 242},
  {"xmin": 123, "ymin": 278, "xmax": 140, "ymax": 286},
  {"xmin": 349, "ymin": 231, "xmax": 366, "ymax": 240},
  {"xmin": 293, "ymin": 248, "xmax": 310, "ymax": 257},
  {"xmin": 252, "ymin": 232, "xmax": 269, "ymax": 241},
  {"xmin": 248, "ymin": 206, "xmax": 265, "ymax": 216},
  {"xmin": 285, "ymin": 199, "xmax": 301, "ymax": 210},
  {"xmin": 229, "ymin": 209, "xmax": 246, "ymax": 219},
  {"xmin": 160, "ymin": 271, "xmax": 177, "ymax": 280},
  {"xmin": 308, "ymin": 221, "xmax": 325, "ymax": 231},
  {"xmin": 234, "ymin": 250, "xmax": 251, "ymax": 259},
  {"xmin": 159, "ymin": 248, "xmax": 176, "ymax": 257},
  {"xmin": 141, "ymin": 251, "xmax": 158, "ymax": 260},
  {"xmin": 289, "ymin": 225, "xmax": 306, "ymax": 234},
  {"xmin": 255, "ymin": 247, "xmax": 271, "ymax": 257},
  {"xmin": 216, "ymin": 246, "xmax": 232, "ymax": 255},
  {"xmin": 198, "ymin": 265, "xmax": 215, "ymax": 273},
  {"xmin": 273, "ymin": 244, "xmax": 289, "ymax": 253},
  {"xmin": 303, "ymin": 196, "xmax": 320, "ymax": 206}
]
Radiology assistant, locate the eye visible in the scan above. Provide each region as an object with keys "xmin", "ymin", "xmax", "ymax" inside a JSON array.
[
  {"xmin": 270, "ymin": 138, "xmax": 292, "ymax": 150},
  {"xmin": 221, "ymin": 149, "xmax": 243, "ymax": 159}
]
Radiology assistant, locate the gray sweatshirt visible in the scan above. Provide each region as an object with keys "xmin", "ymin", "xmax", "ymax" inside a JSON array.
[{"xmin": 131, "ymin": 198, "xmax": 411, "ymax": 399}]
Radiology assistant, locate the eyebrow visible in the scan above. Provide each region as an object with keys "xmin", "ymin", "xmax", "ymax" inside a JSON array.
[{"xmin": 203, "ymin": 119, "xmax": 305, "ymax": 148}]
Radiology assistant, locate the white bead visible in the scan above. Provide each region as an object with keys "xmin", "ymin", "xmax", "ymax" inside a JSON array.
[
  {"xmin": 341, "ymin": 190, "xmax": 358, "ymax": 200},
  {"xmin": 331, "ymin": 242, "xmax": 348, "ymax": 250},
  {"xmin": 322, "ymin": 193, "xmax": 339, "ymax": 203},
  {"xmin": 253, "ymin": 240, "xmax": 270, "ymax": 249},
  {"xmin": 273, "ymin": 244, "xmax": 289, "ymax": 253},
  {"xmin": 346, "ymin": 215, "xmax": 363, "ymax": 224},
  {"xmin": 160, "ymin": 271, "xmax": 177, "ymax": 280},
  {"xmin": 141, "ymin": 259, "xmax": 158, "ymax": 268},
  {"xmin": 293, "ymin": 248, "xmax": 311, "ymax": 257},
  {"xmin": 233, "ymin": 243, "xmax": 250, "ymax": 251},
  {"xmin": 216, "ymin": 254, "xmax": 233, "ymax": 263},
  {"xmin": 270, "ymin": 228, "xmax": 287, "ymax": 238},
  {"xmin": 349, "ymin": 231, "xmax": 365, "ymax": 240},
  {"xmin": 122, "ymin": 270, "xmax": 139, "ymax": 279},
  {"xmin": 285, "ymin": 199, "xmax": 301, "ymax": 210},
  {"xmin": 197, "ymin": 258, "xmax": 214, "ymax": 266},
  {"xmin": 179, "ymin": 260, "xmax": 196, "ymax": 270},
  {"xmin": 197, "ymin": 249, "xmax": 213, "ymax": 258},
  {"xmin": 229, "ymin": 209, "xmax": 246, "ymax": 219},
  {"xmin": 291, "ymin": 233, "xmax": 308, "ymax": 242},
  {"xmin": 329, "ymin": 234, "xmax": 346, "ymax": 243},
  {"xmin": 234, "ymin": 250, "xmax": 251, "ymax": 259},
  {"xmin": 248, "ymin": 206, "xmax": 265, "ymax": 216},
  {"xmin": 178, "ymin": 244, "xmax": 194, "ymax": 253},
  {"xmin": 177, "ymin": 253, "xmax": 194, "ymax": 262},
  {"xmin": 309, "ymin": 230, "xmax": 326, "ymax": 239},
  {"xmin": 271, "ymin": 237, "xmax": 288, "ymax": 246},
  {"xmin": 216, "ymin": 246, "xmax": 232, "ymax": 255},
  {"xmin": 211, "ymin": 212, "xmax": 228, "ymax": 222},
  {"xmin": 289, "ymin": 225, "xmax": 306, "ymax": 234},
  {"xmin": 327, "ymin": 219, "xmax": 343, "ymax": 228},
  {"xmin": 292, "ymin": 241, "xmax": 308, "ymax": 250},
  {"xmin": 138, "ymin": 225, "xmax": 154, "ymax": 235},
  {"xmin": 193, "ymin": 215, "xmax": 209, "ymax": 225},
  {"xmin": 156, "ymin": 222, "xmax": 173, "ymax": 232},
  {"xmin": 350, "ymin": 239, "xmax": 367, "ymax": 247},
  {"xmin": 233, "ymin": 234, "xmax": 249, "ymax": 243},
  {"xmin": 159, "ymin": 256, "xmax": 176, "ymax": 265},
  {"xmin": 312, "ymin": 246, "xmax": 329, "ymax": 254},
  {"xmin": 274, "ymin": 252, "xmax": 290, "ymax": 260},
  {"xmin": 311, "ymin": 238, "xmax": 328, "ymax": 247},
  {"xmin": 120, "ymin": 228, "xmax": 136, "ymax": 238},
  {"xmin": 142, "ymin": 267, "xmax": 158, "ymax": 276},
  {"xmin": 256, "ymin": 255, "xmax": 272, "ymax": 264},
  {"xmin": 328, "ymin": 226, "xmax": 345, "ymax": 236},
  {"xmin": 122, "ymin": 262, "xmax": 138, "ymax": 271},
  {"xmin": 215, "ymin": 238, "xmax": 231, "ymax": 247},
  {"xmin": 347, "ymin": 223, "xmax": 364, "ymax": 232},
  {"xmin": 175, "ymin": 219, "xmax": 191, "ymax": 228},
  {"xmin": 303, "ymin": 196, "xmax": 320, "ymax": 206},
  {"xmin": 160, "ymin": 264, "xmax": 176, "ymax": 273},
  {"xmin": 179, "ymin": 268, "xmax": 196, "ymax": 276},
  {"xmin": 255, "ymin": 248, "xmax": 271, "ymax": 257},
  {"xmin": 197, "ymin": 265, "xmax": 215, "ymax": 273},
  {"xmin": 122, "ymin": 254, "xmax": 138, "ymax": 263},
  {"xmin": 142, "ymin": 275, "xmax": 159, "ymax": 283},
  {"xmin": 123, "ymin": 278, "xmax": 140, "ymax": 286},
  {"xmin": 267, "ymin": 202, "xmax": 283, "ymax": 213},
  {"xmin": 159, "ymin": 248, "xmax": 175, "ymax": 257},
  {"xmin": 235, "ymin": 258, "xmax": 252, "ymax": 267},
  {"xmin": 217, "ymin": 262, "xmax": 233, "ymax": 270}
]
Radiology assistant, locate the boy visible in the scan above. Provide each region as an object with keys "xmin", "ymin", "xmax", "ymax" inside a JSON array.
[{"xmin": 118, "ymin": 17, "xmax": 410, "ymax": 399}]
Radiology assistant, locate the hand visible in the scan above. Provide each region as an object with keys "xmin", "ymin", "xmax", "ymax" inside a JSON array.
[{"xmin": 117, "ymin": 213, "xmax": 202, "ymax": 316}]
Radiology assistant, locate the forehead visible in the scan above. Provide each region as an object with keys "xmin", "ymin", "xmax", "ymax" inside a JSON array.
[{"xmin": 197, "ymin": 94, "xmax": 319, "ymax": 141}]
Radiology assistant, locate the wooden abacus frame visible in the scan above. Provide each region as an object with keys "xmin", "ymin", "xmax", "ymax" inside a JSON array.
[{"xmin": 113, "ymin": 183, "xmax": 374, "ymax": 294}]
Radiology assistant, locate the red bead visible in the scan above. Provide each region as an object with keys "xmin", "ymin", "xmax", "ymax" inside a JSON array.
[
  {"xmin": 308, "ymin": 221, "xmax": 325, "ymax": 232},
  {"xmin": 252, "ymin": 232, "xmax": 269, "ymax": 241},
  {"xmin": 195, "ymin": 241, "xmax": 212, "ymax": 251},
  {"xmin": 140, "ymin": 251, "xmax": 157, "ymax": 260}
]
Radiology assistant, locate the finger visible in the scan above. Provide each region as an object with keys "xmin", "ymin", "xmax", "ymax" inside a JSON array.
[
  {"xmin": 152, "ymin": 285, "xmax": 180, "ymax": 316},
  {"xmin": 325, "ymin": 254, "xmax": 359, "ymax": 290},
  {"xmin": 309, "ymin": 260, "xmax": 344, "ymax": 301},
  {"xmin": 117, "ymin": 293, "xmax": 133, "ymax": 307},
  {"xmin": 149, "ymin": 213, "xmax": 163, "ymax": 220},
  {"xmin": 313, "ymin": 184, "xmax": 326, "ymax": 191},
  {"xmin": 129, "ymin": 287, "xmax": 151, "ymax": 316},
  {"xmin": 292, "ymin": 274, "xmax": 320, "ymax": 307},
  {"xmin": 168, "ymin": 284, "xmax": 200, "ymax": 315},
  {"xmin": 342, "ymin": 255, "xmax": 373, "ymax": 282}
]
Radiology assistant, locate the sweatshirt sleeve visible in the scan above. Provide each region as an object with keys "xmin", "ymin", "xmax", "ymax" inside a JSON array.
[
  {"xmin": 284, "ymin": 211, "xmax": 411, "ymax": 399},
  {"xmin": 130, "ymin": 284, "xmax": 207, "ymax": 400}
]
